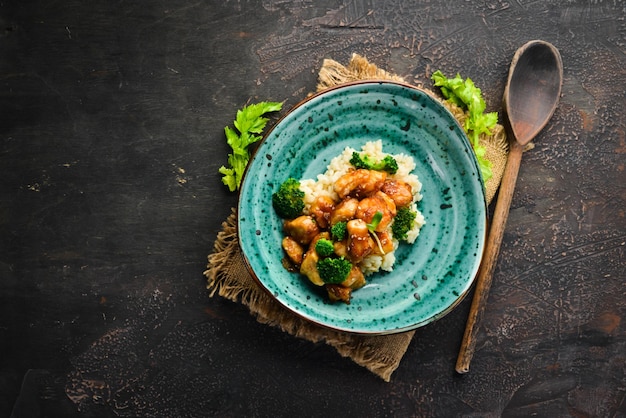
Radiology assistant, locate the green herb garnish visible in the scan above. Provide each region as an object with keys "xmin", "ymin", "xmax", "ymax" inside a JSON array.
[
  {"xmin": 431, "ymin": 70, "xmax": 497, "ymax": 182},
  {"xmin": 219, "ymin": 101, "xmax": 283, "ymax": 191},
  {"xmin": 366, "ymin": 211, "xmax": 383, "ymax": 232},
  {"xmin": 366, "ymin": 211, "xmax": 385, "ymax": 254}
]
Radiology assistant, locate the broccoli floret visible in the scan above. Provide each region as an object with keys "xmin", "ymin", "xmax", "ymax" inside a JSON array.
[
  {"xmin": 330, "ymin": 221, "xmax": 347, "ymax": 241},
  {"xmin": 349, "ymin": 152, "xmax": 398, "ymax": 174},
  {"xmin": 392, "ymin": 207, "xmax": 417, "ymax": 240},
  {"xmin": 315, "ymin": 238, "xmax": 335, "ymax": 257},
  {"xmin": 272, "ymin": 178, "xmax": 305, "ymax": 219},
  {"xmin": 317, "ymin": 257, "xmax": 352, "ymax": 284}
]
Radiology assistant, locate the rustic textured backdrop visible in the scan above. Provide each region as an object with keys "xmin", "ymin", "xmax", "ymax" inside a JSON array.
[{"xmin": 1, "ymin": 1, "xmax": 625, "ymax": 416}]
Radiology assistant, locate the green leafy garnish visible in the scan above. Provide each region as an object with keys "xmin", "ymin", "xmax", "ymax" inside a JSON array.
[
  {"xmin": 431, "ymin": 70, "xmax": 497, "ymax": 182},
  {"xmin": 366, "ymin": 211, "xmax": 386, "ymax": 254},
  {"xmin": 366, "ymin": 211, "xmax": 383, "ymax": 233},
  {"xmin": 219, "ymin": 101, "xmax": 283, "ymax": 191}
]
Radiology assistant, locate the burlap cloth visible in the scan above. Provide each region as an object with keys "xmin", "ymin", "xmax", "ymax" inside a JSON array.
[{"xmin": 205, "ymin": 54, "xmax": 508, "ymax": 381}]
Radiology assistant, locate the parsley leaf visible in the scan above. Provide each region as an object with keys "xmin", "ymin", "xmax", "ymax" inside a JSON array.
[{"xmin": 219, "ymin": 101, "xmax": 283, "ymax": 191}]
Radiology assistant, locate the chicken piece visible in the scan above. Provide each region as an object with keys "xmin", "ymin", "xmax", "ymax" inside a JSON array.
[
  {"xmin": 283, "ymin": 215, "xmax": 319, "ymax": 245},
  {"xmin": 329, "ymin": 197, "xmax": 358, "ymax": 226},
  {"xmin": 298, "ymin": 233, "xmax": 331, "ymax": 286},
  {"xmin": 282, "ymin": 236, "xmax": 304, "ymax": 265},
  {"xmin": 341, "ymin": 265, "xmax": 366, "ymax": 290},
  {"xmin": 325, "ymin": 284, "xmax": 352, "ymax": 304},
  {"xmin": 371, "ymin": 230, "xmax": 395, "ymax": 255},
  {"xmin": 355, "ymin": 191, "xmax": 397, "ymax": 232},
  {"xmin": 334, "ymin": 169, "xmax": 387, "ymax": 199},
  {"xmin": 380, "ymin": 179, "xmax": 413, "ymax": 208},
  {"xmin": 346, "ymin": 218, "xmax": 374, "ymax": 263},
  {"xmin": 333, "ymin": 240, "xmax": 348, "ymax": 258},
  {"xmin": 309, "ymin": 195, "xmax": 335, "ymax": 229},
  {"xmin": 299, "ymin": 246, "xmax": 324, "ymax": 286}
]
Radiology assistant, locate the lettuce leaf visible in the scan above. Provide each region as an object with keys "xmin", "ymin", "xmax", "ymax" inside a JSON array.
[{"xmin": 432, "ymin": 70, "xmax": 497, "ymax": 182}]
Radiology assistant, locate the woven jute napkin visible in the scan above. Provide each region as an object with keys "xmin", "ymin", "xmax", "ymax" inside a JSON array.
[{"xmin": 205, "ymin": 54, "xmax": 508, "ymax": 381}]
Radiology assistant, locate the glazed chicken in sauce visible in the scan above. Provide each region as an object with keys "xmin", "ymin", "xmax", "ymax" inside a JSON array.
[
  {"xmin": 272, "ymin": 142, "xmax": 423, "ymax": 304},
  {"xmin": 281, "ymin": 167, "xmax": 417, "ymax": 303}
]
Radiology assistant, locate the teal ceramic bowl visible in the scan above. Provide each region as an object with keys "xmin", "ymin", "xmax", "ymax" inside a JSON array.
[{"xmin": 238, "ymin": 81, "xmax": 487, "ymax": 335}]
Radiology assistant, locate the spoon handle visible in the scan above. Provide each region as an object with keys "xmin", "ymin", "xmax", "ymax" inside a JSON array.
[{"xmin": 455, "ymin": 139, "xmax": 525, "ymax": 374}]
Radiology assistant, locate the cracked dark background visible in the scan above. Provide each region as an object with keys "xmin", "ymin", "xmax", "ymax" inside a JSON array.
[{"xmin": 1, "ymin": 0, "xmax": 625, "ymax": 416}]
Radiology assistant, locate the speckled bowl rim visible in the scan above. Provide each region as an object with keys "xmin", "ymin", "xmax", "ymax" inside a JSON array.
[{"xmin": 237, "ymin": 80, "xmax": 488, "ymax": 335}]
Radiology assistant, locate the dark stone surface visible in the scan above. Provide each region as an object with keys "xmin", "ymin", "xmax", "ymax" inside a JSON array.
[{"xmin": 1, "ymin": 1, "xmax": 625, "ymax": 416}]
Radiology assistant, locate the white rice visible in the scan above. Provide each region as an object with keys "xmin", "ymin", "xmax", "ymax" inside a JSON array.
[{"xmin": 301, "ymin": 140, "xmax": 425, "ymax": 275}]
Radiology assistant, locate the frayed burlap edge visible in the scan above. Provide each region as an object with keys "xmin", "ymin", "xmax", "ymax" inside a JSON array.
[
  {"xmin": 205, "ymin": 209, "xmax": 412, "ymax": 382},
  {"xmin": 317, "ymin": 53, "xmax": 508, "ymax": 204},
  {"xmin": 316, "ymin": 53, "xmax": 406, "ymax": 88}
]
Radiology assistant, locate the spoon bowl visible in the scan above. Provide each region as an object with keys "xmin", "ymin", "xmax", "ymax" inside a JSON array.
[
  {"xmin": 504, "ymin": 40, "xmax": 564, "ymax": 145},
  {"xmin": 456, "ymin": 40, "xmax": 563, "ymax": 373}
]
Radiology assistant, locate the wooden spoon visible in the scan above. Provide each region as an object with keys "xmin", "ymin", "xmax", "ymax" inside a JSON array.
[{"xmin": 456, "ymin": 40, "xmax": 563, "ymax": 374}]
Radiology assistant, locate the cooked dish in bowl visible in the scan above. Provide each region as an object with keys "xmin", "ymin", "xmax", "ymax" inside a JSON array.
[{"xmin": 238, "ymin": 81, "xmax": 487, "ymax": 334}]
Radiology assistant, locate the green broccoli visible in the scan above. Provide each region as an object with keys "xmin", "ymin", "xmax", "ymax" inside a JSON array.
[
  {"xmin": 330, "ymin": 221, "xmax": 347, "ymax": 241},
  {"xmin": 272, "ymin": 178, "xmax": 305, "ymax": 219},
  {"xmin": 349, "ymin": 152, "xmax": 398, "ymax": 174},
  {"xmin": 317, "ymin": 257, "xmax": 352, "ymax": 284},
  {"xmin": 315, "ymin": 238, "xmax": 335, "ymax": 257},
  {"xmin": 392, "ymin": 207, "xmax": 417, "ymax": 240}
]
